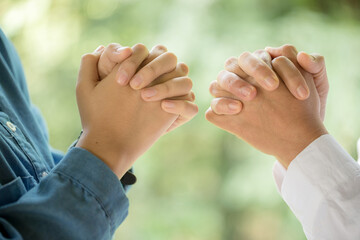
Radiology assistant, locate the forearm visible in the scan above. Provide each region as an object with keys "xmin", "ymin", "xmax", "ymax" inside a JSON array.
[{"xmin": 0, "ymin": 148, "xmax": 129, "ymax": 240}]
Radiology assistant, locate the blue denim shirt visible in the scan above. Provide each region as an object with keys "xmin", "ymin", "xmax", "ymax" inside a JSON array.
[{"xmin": 0, "ymin": 28, "xmax": 130, "ymax": 239}]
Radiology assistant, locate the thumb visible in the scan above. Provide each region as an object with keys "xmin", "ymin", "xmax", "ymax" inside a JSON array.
[
  {"xmin": 297, "ymin": 51, "xmax": 328, "ymax": 92},
  {"xmin": 98, "ymin": 45, "xmax": 132, "ymax": 79},
  {"xmin": 297, "ymin": 51, "xmax": 329, "ymax": 121},
  {"xmin": 297, "ymin": 51, "xmax": 326, "ymax": 75},
  {"xmin": 77, "ymin": 45, "xmax": 104, "ymax": 92}
]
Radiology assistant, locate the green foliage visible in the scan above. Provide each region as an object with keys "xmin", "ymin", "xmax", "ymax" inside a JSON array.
[{"xmin": 1, "ymin": 0, "xmax": 359, "ymax": 239}]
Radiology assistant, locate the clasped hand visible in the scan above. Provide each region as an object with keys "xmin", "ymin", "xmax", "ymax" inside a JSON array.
[
  {"xmin": 76, "ymin": 43, "xmax": 198, "ymax": 178},
  {"xmin": 206, "ymin": 45, "xmax": 329, "ymax": 168},
  {"xmin": 75, "ymin": 42, "xmax": 331, "ymax": 178}
]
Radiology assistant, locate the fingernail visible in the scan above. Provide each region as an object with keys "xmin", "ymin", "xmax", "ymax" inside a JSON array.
[
  {"xmin": 115, "ymin": 46, "xmax": 129, "ymax": 54},
  {"xmin": 130, "ymin": 75, "xmax": 143, "ymax": 89},
  {"xmin": 115, "ymin": 47, "xmax": 124, "ymax": 53},
  {"xmin": 142, "ymin": 88, "xmax": 157, "ymax": 98},
  {"xmin": 163, "ymin": 101, "xmax": 175, "ymax": 109},
  {"xmin": 309, "ymin": 54, "xmax": 316, "ymax": 61},
  {"xmin": 228, "ymin": 102, "xmax": 240, "ymax": 111},
  {"xmin": 264, "ymin": 77, "xmax": 277, "ymax": 89},
  {"xmin": 302, "ymin": 52, "xmax": 315, "ymax": 61},
  {"xmin": 296, "ymin": 85, "xmax": 309, "ymax": 99},
  {"xmin": 117, "ymin": 71, "xmax": 128, "ymax": 85},
  {"xmin": 95, "ymin": 45, "xmax": 104, "ymax": 52},
  {"xmin": 240, "ymin": 86, "xmax": 253, "ymax": 98}
]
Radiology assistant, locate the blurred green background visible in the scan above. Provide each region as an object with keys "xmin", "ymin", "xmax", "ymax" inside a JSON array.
[{"xmin": 1, "ymin": 0, "xmax": 360, "ymax": 239}]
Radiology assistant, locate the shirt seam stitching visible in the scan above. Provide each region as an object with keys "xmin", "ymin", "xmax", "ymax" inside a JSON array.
[
  {"xmin": 52, "ymin": 170, "xmax": 115, "ymax": 234},
  {"xmin": 0, "ymin": 119, "xmax": 42, "ymax": 181}
]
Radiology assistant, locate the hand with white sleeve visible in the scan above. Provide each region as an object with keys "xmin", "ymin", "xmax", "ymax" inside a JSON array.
[
  {"xmin": 207, "ymin": 45, "xmax": 360, "ymax": 240},
  {"xmin": 206, "ymin": 47, "xmax": 328, "ymax": 168},
  {"xmin": 209, "ymin": 45, "xmax": 329, "ymax": 122}
]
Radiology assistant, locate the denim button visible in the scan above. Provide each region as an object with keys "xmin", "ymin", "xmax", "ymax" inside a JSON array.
[
  {"xmin": 6, "ymin": 121, "xmax": 16, "ymax": 132},
  {"xmin": 41, "ymin": 171, "xmax": 48, "ymax": 177}
]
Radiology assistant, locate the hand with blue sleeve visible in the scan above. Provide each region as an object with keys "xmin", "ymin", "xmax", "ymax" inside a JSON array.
[
  {"xmin": 97, "ymin": 43, "xmax": 198, "ymax": 132},
  {"xmin": 76, "ymin": 44, "xmax": 197, "ymax": 179},
  {"xmin": 0, "ymin": 39, "xmax": 197, "ymax": 239}
]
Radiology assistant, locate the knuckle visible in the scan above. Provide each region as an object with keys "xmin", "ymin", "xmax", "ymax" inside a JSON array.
[
  {"xmin": 252, "ymin": 61, "xmax": 267, "ymax": 73},
  {"xmin": 277, "ymin": 56, "xmax": 288, "ymax": 61},
  {"xmin": 183, "ymin": 77, "xmax": 193, "ymax": 90},
  {"xmin": 217, "ymin": 70, "xmax": 228, "ymax": 83},
  {"xmin": 107, "ymin": 43, "xmax": 120, "ymax": 49},
  {"xmin": 192, "ymin": 104, "xmax": 199, "ymax": 115},
  {"xmin": 210, "ymin": 98, "xmax": 220, "ymax": 108},
  {"xmin": 179, "ymin": 101, "xmax": 187, "ymax": 112},
  {"xmin": 283, "ymin": 44, "xmax": 296, "ymax": 50},
  {"xmin": 316, "ymin": 54, "xmax": 325, "ymax": 62},
  {"xmin": 288, "ymin": 69, "xmax": 302, "ymax": 79},
  {"xmin": 224, "ymin": 57, "xmax": 237, "ymax": 67},
  {"xmin": 206, "ymin": 109, "xmax": 221, "ymax": 123},
  {"xmin": 81, "ymin": 53, "xmax": 95, "ymax": 62},
  {"xmin": 134, "ymin": 43, "xmax": 148, "ymax": 54},
  {"xmin": 164, "ymin": 52, "xmax": 178, "ymax": 64},
  {"xmin": 190, "ymin": 92, "xmax": 196, "ymax": 101},
  {"xmin": 223, "ymin": 75, "xmax": 234, "ymax": 90},
  {"xmin": 253, "ymin": 49, "xmax": 266, "ymax": 55},
  {"xmin": 209, "ymin": 80, "xmax": 218, "ymax": 93},
  {"xmin": 310, "ymin": 53, "xmax": 325, "ymax": 65},
  {"xmin": 272, "ymin": 56, "xmax": 287, "ymax": 65},
  {"xmin": 124, "ymin": 59, "xmax": 138, "ymax": 72},
  {"xmin": 154, "ymin": 44, "xmax": 168, "ymax": 52},
  {"xmin": 221, "ymin": 74, "xmax": 238, "ymax": 91},
  {"xmin": 134, "ymin": 43, "xmax": 146, "ymax": 49},
  {"xmin": 239, "ymin": 51, "xmax": 251, "ymax": 60},
  {"xmin": 145, "ymin": 64, "xmax": 157, "ymax": 78},
  {"xmin": 216, "ymin": 99, "xmax": 226, "ymax": 112},
  {"xmin": 283, "ymin": 44, "xmax": 297, "ymax": 54},
  {"xmin": 253, "ymin": 49, "xmax": 270, "ymax": 62},
  {"xmin": 163, "ymin": 81, "xmax": 172, "ymax": 94},
  {"xmin": 205, "ymin": 110, "xmax": 214, "ymax": 121},
  {"xmin": 215, "ymin": 99, "xmax": 229, "ymax": 114},
  {"xmin": 218, "ymin": 73, "xmax": 231, "ymax": 88},
  {"xmin": 103, "ymin": 47, "xmax": 112, "ymax": 56},
  {"xmin": 178, "ymin": 62, "xmax": 189, "ymax": 75},
  {"xmin": 217, "ymin": 70, "xmax": 225, "ymax": 79}
]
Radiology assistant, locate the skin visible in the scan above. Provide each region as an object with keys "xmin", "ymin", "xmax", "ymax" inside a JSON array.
[
  {"xmin": 209, "ymin": 45, "xmax": 329, "ymax": 120},
  {"xmin": 206, "ymin": 46, "xmax": 329, "ymax": 168},
  {"xmin": 266, "ymin": 46, "xmax": 329, "ymax": 121},
  {"xmin": 75, "ymin": 44, "xmax": 198, "ymax": 178},
  {"xmin": 98, "ymin": 43, "xmax": 132, "ymax": 80},
  {"xmin": 98, "ymin": 43, "xmax": 198, "ymax": 132}
]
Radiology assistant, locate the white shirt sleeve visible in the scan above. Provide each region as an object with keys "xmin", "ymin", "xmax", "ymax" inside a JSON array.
[{"xmin": 272, "ymin": 134, "xmax": 360, "ymax": 240}]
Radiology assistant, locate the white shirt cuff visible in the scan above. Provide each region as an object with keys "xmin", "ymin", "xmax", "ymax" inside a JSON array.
[
  {"xmin": 273, "ymin": 135, "xmax": 360, "ymax": 193},
  {"xmin": 272, "ymin": 134, "xmax": 360, "ymax": 239}
]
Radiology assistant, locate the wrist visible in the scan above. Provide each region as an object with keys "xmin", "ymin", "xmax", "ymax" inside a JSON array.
[
  {"xmin": 276, "ymin": 123, "xmax": 328, "ymax": 169},
  {"xmin": 75, "ymin": 131, "xmax": 133, "ymax": 179}
]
